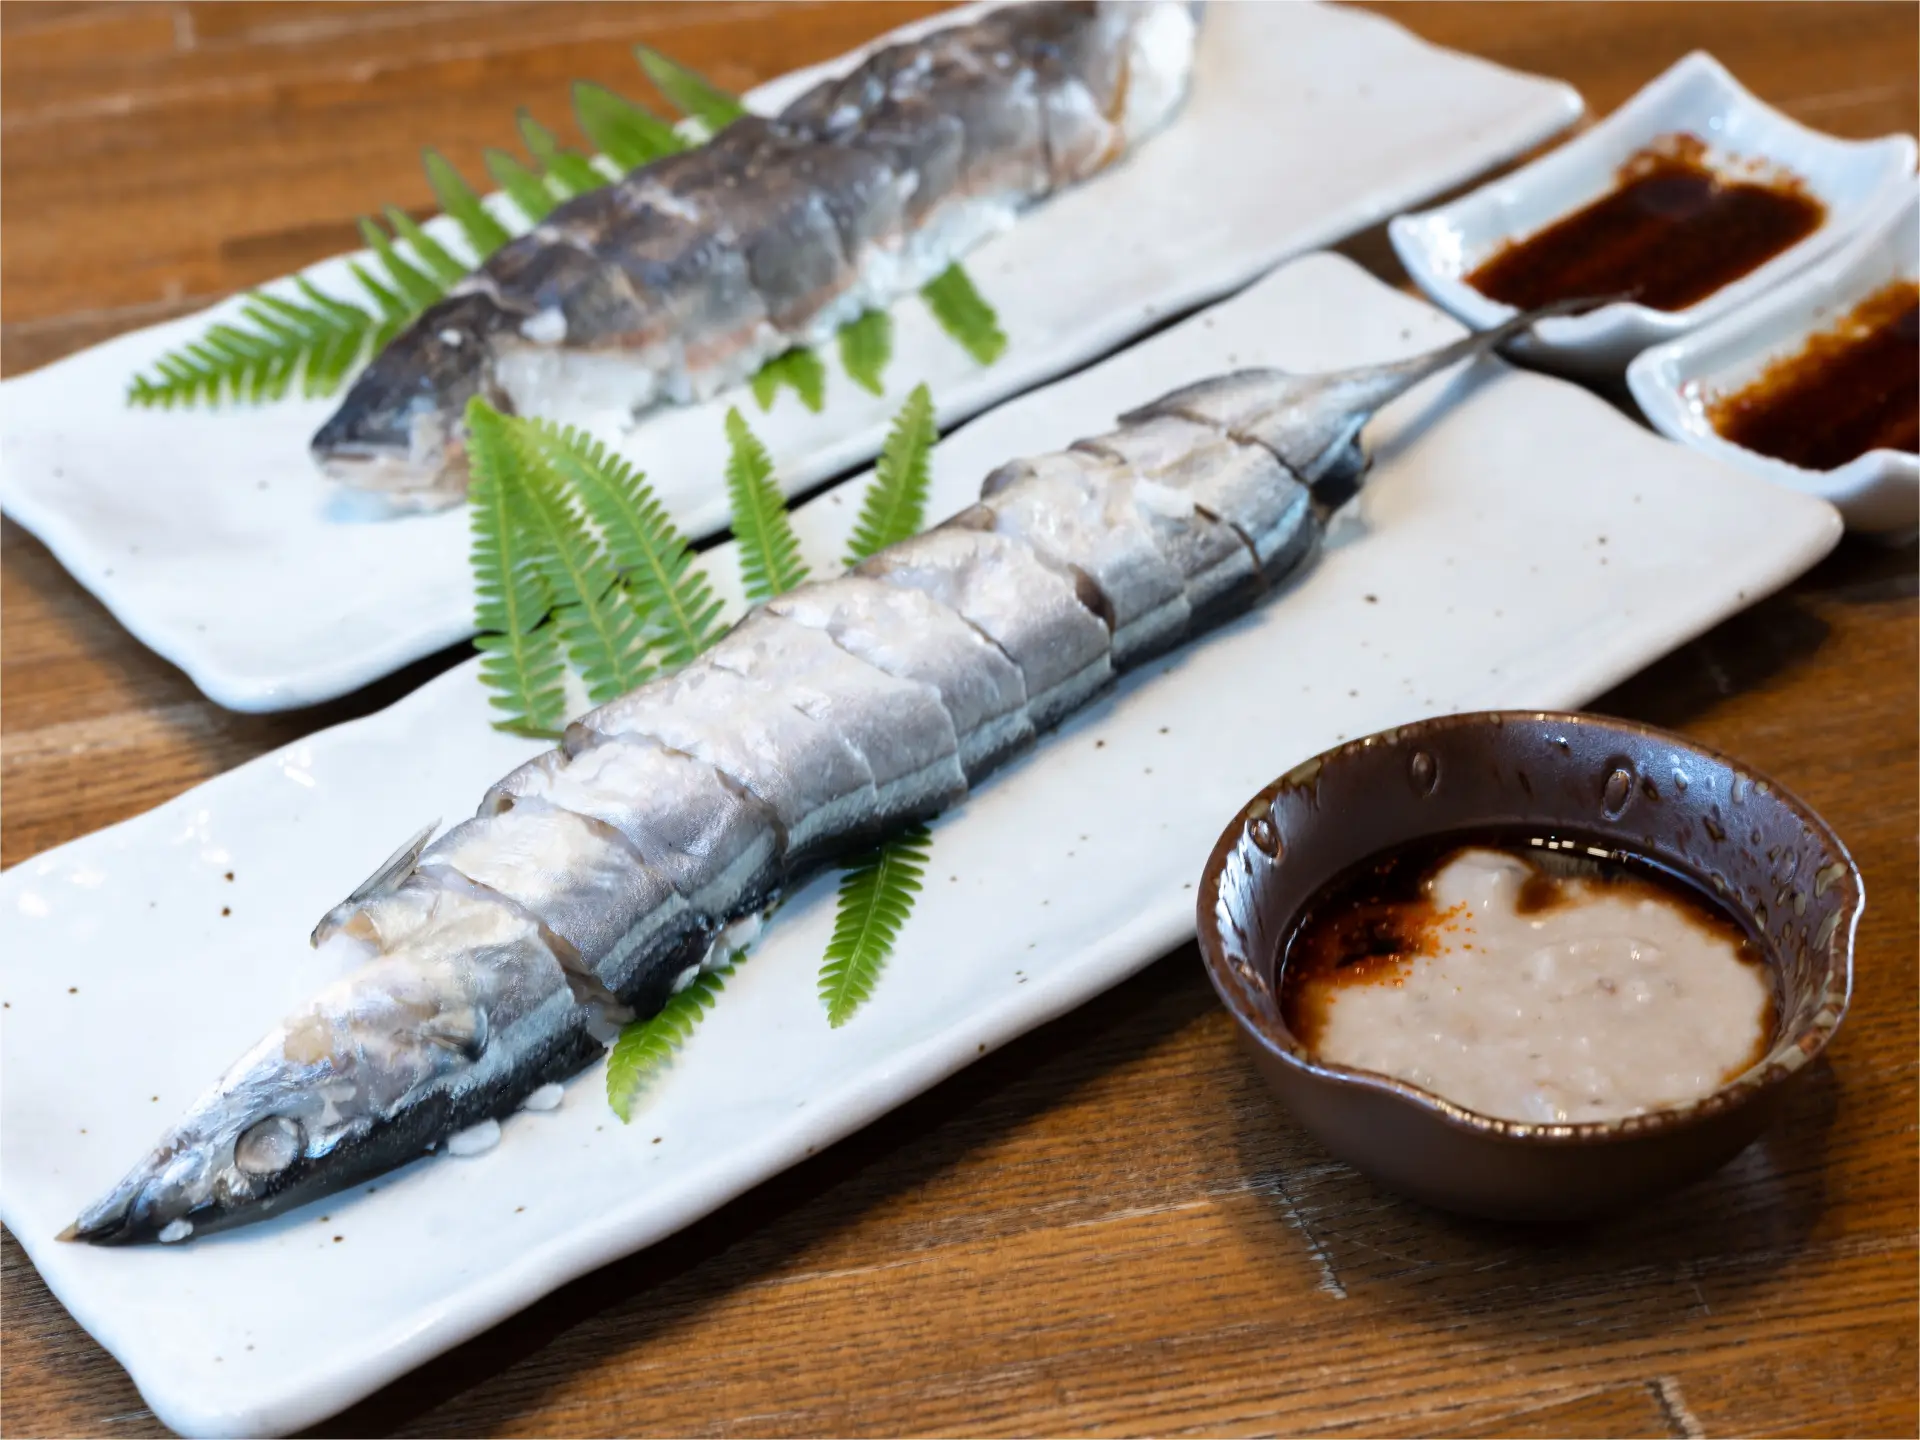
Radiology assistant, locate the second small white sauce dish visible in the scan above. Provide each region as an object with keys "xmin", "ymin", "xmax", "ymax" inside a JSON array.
[
  {"xmin": 1390, "ymin": 51, "xmax": 1917, "ymax": 373},
  {"xmin": 1627, "ymin": 186, "xmax": 1919, "ymax": 536}
]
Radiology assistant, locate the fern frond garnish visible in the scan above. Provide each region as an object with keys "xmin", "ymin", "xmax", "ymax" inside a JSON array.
[
  {"xmin": 492, "ymin": 421, "xmax": 654, "ymax": 704},
  {"xmin": 636, "ymin": 47, "xmax": 746, "ymax": 134},
  {"xmin": 837, "ymin": 309, "xmax": 892, "ymax": 397},
  {"xmin": 573, "ymin": 81, "xmax": 688, "ymax": 171},
  {"xmin": 606, "ymin": 959, "xmax": 736, "ymax": 1122},
  {"xmin": 518, "ymin": 112, "xmax": 606, "ymax": 197},
  {"xmin": 382, "ymin": 206, "xmax": 468, "ymax": 285},
  {"xmin": 127, "ymin": 283, "xmax": 377, "ymax": 407},
  {"xmin": 465, "ymin": 398, "xmax": 568, "ymax": 737},
  {"xmin": 485, "ymin": 147, "xmax": 558, "ymax": 222},
  {"xmin": 922, "ymin": 263, "xmax": 1008, "ymax": 366},
  {"xmin": 724, "ymin": 408, "xmax": 810, "ymax": 603},
  {"xmin": 346, "ymin": 260, "xmax": 414, "ymax": 348},
  {"xmin": 847, "ymin": 384, "xmax": 935, "ymax": 564},
  {"xmin": 356, "ymin": 216, "xmax": 443, "ymax": 312},
  {"xmin": 819, "ymin": 826, "xmax": 931, "ymax": 1027},
  {"xmin": 425, "ymin": 149, "xmax": 511, "ymax": 259},
  {"xmin": 750, "ymin": 346, "xmax": 828, "ymax": 414},
  {"xmin": 520, "ymin": 420, "xmax": 727, "ymax": 671}
]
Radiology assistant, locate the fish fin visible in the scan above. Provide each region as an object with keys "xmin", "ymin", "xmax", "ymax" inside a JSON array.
[
  {"xmin": 418, "ymin": 1005, "xmax": 490, "ymax": 1061},
  {"xmin": 310, "ymin": 821, "xmax": 439, "ymax": 947}
]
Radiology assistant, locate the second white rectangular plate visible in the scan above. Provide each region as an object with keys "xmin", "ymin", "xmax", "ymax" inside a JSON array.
[
  {"xmin": 0, "ymin": 1, "xmax": 1579, "ymax": 712},
  {"xmin": 0, "ymin": 254, "xmax": 1840, "ymax": 1438}
]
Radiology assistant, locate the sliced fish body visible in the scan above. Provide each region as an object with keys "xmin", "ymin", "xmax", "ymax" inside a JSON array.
[
  {"xmin": 78, "ymin": 302, "xmax": 1587, "ymax": 1243},
  {"xmin": 483, "ymin": 740, "xmax": 782, "ymax": 920},
  {"xmin": 569, "ymin": 660, "xmax": 877, "ymax": 865},
  {"xmin": 311, "ymin": 2, "xmax": 1202, "ymax": 508},
  {"xmin": 707, "ymin": 612, "xmax": 967, "ymax": 828},
  {"xmin": 855, "ymin": 526, "xmax": 1113, "ymax": 731},
  {"xmin": 976, "ymin": 450, "xmax": 1191, "ymax": 666},
  {"xmin": 420, "ymin": 807, "xmax": 706, "ymax": 1010},
  {"xmin": 1077, "ymin": 417, "xmax": 1316, "ymax": 584},
  {"xmin": 765, "ymin": 576, "xmax": 1034, "ymax": 779}
]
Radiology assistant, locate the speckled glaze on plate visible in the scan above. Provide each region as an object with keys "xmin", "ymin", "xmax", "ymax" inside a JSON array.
[
  {"xmin": 1197, "ymin": 711, "xmax": 1861, "ymax": 1222},
  {"xmin": 0, "ymin": 256, "xmax": 1840, "ymax": 1437}
]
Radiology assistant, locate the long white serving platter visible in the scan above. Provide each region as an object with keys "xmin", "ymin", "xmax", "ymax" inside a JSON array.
[
  {"xmin": 0, "ymin": 1, "xmax": 1579, "ymax": 713},
  {"xmin": 0, "ymin": 255, "xmax": 1842, "ymax": 1437}
]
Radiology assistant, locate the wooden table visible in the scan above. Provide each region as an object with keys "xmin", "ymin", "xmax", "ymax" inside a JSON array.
[{"xmin": 3, "ymin": 4, "xmax": 1914, "ymax": 1435}]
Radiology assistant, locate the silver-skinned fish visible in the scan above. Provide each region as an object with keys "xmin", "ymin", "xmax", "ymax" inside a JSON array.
[
  {"xmin": 67, "ymin": 299, "xmax": 1586, "ymax": 1245},
  {"xmin": 310, "ymin": 1, "xmax": 1205, "ymax": 510}
]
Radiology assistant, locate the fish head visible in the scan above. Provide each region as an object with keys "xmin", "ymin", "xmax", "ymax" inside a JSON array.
[
  {"xmin": 59, "ymin": 1037, "xmax": 342, "ymax": 1245},
  {"xmin": 60, "ymin": 981, "xmax": 454, "ymax": 1245},
  {"xmin": 310, "ymin": 292, "xmax": 506, "ymax": 511}
]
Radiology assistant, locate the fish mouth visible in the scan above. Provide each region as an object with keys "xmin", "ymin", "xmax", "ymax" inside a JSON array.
[{"xmin": 58, "ymin": 1165, "xmax": 215, "ymax": 1246}]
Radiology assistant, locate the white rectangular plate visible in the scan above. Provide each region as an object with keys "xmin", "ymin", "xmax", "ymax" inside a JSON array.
[
  {"xmin": 0, "ymin": 255, "xmax": 1841, "ymax": 1438},
  {"xmin": 0, "ymin": 1, "xmax": 1578, "ymax": 713}
]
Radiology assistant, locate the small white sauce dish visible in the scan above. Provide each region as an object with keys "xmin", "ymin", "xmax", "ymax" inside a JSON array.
[
  {"xmin": 1627, "ymin": 186, "xmax": 1919, "ymax": 536},
  {"xmin": 1389, "ymin": 51, "xmax": 1917, "ymax": 374}
]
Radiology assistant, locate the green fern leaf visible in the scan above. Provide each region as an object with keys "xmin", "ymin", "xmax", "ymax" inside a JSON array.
[
  {"xmin": 921, "ymin": 263, "xmax": 1007, "ymax": 366},
  {"xmin": 280, "ymin": 280, "xmax": 375, "ymax": 395},
  {"xmin": 465, "ymin": 397, "xmax": 569, "ymax": 735},
  {"xmin": 485, "ymin": 147, "xmax": 558, "ymax": 223},
  {"xmin": 357, "ymin": 216, "xmax": 445, "ymax": 313},
  {"xmin": 382, "ymin": 205, "xmax": 468, "ymax": 286},
  {"xmin": 837, "ymin": 309, "xmax": 892, "ymax": 397},
  {"xmin": 572, "ymin": 80, "xmax": 686, "ymax": 171},
  {"xmin": 724, "ymin": 408, "xmax": 809, "ymax": 603},
  {"xmin": 847, "ymin": 384, "xmax": 935, "ymax": 565},
  {"xmin": 127, "ymin": 284, "xmax": 377, "ymax": 408},
  {"xmin": 520, "ymin": 421, "xmax": 726, "ymax": 671},
  {"xmin": 424, "ymin": 148, "xmax": 512, "ymax": 259},
  {"xmin": 819, "ymin": 826, "xmax": 931, "ymax": 1027},
  {"xmin": 635, "ymin": 47, "xmax": 746, "ymax": 134},
  {"xmin": 749, "ymin": 347, "xmax": 828, "ymax": 414},
  {"xmin": 606, "ymin": 960, "xmax": 736, "ymax": 1122},
  {"xmin": 518, "ymin": 111, "xmax": 607, "ymax": 197},
  {"xmin": 492, "ymin": 421, "xmax": 653, "ymax": 704}
]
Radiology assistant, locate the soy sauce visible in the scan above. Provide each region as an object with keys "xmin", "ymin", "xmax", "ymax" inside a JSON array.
[
  {"xmin": 1707, "ymin": 279, "xmax": 1920, "ymax": 471},
  {"xmin": 1466, "ymin": 135, "xmax": 1826, "ymax": 313}
]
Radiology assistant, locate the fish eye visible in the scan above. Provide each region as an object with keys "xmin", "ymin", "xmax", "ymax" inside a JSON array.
[{"xmin": 234, "ymin": 1116, "xmax": 304, "ymax": 1176}]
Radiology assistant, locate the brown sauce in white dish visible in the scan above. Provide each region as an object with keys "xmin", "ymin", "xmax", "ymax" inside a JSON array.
[{"xmin": 1279, "ymin": 834, "xmax": 1775, "ymax": 1123}]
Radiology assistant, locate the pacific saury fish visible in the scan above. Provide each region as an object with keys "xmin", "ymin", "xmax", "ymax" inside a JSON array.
[
  {"xmin": 311, "ymin": 1, "xmax": 1205, "ymax": 509},
  {"xmin": 68, "ymin": 301, "xmax": 1583, "ymax": 1245}
]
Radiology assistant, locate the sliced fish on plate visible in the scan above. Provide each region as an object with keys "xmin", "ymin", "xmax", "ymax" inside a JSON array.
[
  {"xmin": 312, "ymin": 0, "xmax": 1206, "ymax": 508},
  {"xmin": 68, "ymin": 299, "xmax": 1582, "ymax": 1245}
]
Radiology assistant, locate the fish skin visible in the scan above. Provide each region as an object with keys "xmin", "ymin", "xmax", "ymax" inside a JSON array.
[
  {"xmin": 309, "ymin": 2, "xmax": 1203, "ymax": 510},
  {"xmin": 69, "ymin": 300, "xmax": 1578, "ymax": 1244}
]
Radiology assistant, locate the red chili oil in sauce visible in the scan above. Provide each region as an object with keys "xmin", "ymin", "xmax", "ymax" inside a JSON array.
[
  {"xmin": 1276, "ymin": 830, "xmax": 1774, "ymax": 1069},
  {"xmin": 1465, "ymin": 135, "xmax": 1826, "ymax": 313},
  {"xmin": 1706, "ymin": 279, "xmax": 1920, "ymax": 471}
]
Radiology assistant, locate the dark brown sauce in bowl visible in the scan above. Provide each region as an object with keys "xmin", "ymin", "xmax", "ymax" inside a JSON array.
[
  {"xmin": 1466, "ymin": 134, "xmax": 1826, "ymax": 313},
  {"xmin": 1705, "ymin": 279, "xmax": 1920, "ymax": 471}
]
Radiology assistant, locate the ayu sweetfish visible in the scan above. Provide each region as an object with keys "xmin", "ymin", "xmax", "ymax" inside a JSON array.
[{"xmin": 312, "ymin": 0, "xmax": 1205, "ymax": 508}]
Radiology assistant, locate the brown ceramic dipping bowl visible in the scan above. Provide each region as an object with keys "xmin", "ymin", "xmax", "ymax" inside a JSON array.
[{"xmin": 1197, "ymin": 711, "xmax": 1860, "ymax": 1222}]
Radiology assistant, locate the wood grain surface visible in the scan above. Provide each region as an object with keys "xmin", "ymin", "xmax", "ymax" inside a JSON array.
[{"xmin": 2, "ymin": 4, "xmax": 1915, "ymax": 1436}]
